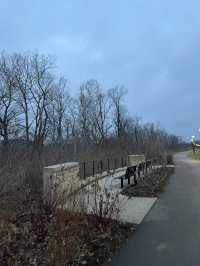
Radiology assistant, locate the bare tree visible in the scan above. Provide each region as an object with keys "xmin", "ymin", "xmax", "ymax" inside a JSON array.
[
  {"xmin": 108, "ymin": 86, "xmax": 127, "ymax": 138},
  {"xmin": 65, "ymin": 96, "xmax": 79, "ymax": 140},
  {"xmin": 13, "ymin": 53, "xmax": 33, "ymax": 145},
  {"xmin": 29, "ymin": 54, "xmax": 54, "ymax": 149},
  {"xmin": 49, "ymin": 77, "xmax": 71, "ymax": 144},
  {"xmin": 91, "ymin": 88, "xmax": 111, "ymax": 144},
  {"xmin": 0, "ymin": 53, "xmax": 20, "ymax": 145},
  {"xmin": 77, "ymin": 80, "xmax": 111, "ymax": 145},
  {"xmin": 78, "ymin": 81, "xmax": 92, "ymax": 142}
]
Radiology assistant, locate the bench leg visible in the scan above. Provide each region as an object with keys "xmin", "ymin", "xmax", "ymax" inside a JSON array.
[
  {"xmin": 134, "ymin": 174, "xmax": 137, "ymax": 185},
  {"xmin": 138, "ymin": 170, "xmax": 140, "ymax": 178},
  {"xmin": 128, "ymin": 175, "xmax": 130, "ymax": 185},
  {"xmin": 121, "ymin": 177, "xmax": 123, "ymax": 188}
]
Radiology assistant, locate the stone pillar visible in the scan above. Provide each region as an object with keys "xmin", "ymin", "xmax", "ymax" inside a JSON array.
[
  {"xmin": 43, "ymin": 162, "xmax": 79, "ymax": 206},
  {"xmin": 127, "ymin": 154, "xmax": 145, "ymax": 167}
]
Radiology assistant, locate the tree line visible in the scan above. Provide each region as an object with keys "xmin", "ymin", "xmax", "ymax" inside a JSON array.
[{"xmin": 0, "ymin": 52, "xmax": 182, "ymax": 157}]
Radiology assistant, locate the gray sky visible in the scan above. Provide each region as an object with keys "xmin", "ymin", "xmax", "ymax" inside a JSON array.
[{"xmin": 1, "ymin": 0, "xmax": 200, "ymax": 140}]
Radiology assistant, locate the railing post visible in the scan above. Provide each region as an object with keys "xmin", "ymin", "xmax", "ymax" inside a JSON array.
[
  {"xmin": 100, "ymin": 160, "xmax": 103, "ymax": 174},
  {"xmin": 92, "ymin": 160, "xmax": 95, "ymax": 176},
  {"xmin": 134, "ymin": 171, "xmax": 137, "ymax": 185},
  {"xmin": 124, "ymin": 159, "xmax": 127, "ymax": 167},
  {"xmin": 114, "ymin": 158, "xmax": 117, "ymax": 169},
  {"xmin": 107, "ymin": 159, "xmax": 110, "ymax": 173},
  {"xmin": 121, "ymin": 177, "xmax": 123, "ymax": 188},
  {"xmin": 138, "ymin": 164, "xmax": 141, "ymax": 178},
  {"xmin": 83, "ymin": 162, "xmax": 86, "ymax": 179},
  {"xmin": 142, "ymin": 162, "xmax": 145, "ymax": 175},
  {"xmin": 145, "ymin": 160, "xmax": 147, "ymax": 175}
]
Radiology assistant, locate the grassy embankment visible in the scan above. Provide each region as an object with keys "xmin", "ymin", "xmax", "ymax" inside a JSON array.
[{"xmin": 189, "ymin": 151, "xmax": 200, "ymax": 160}]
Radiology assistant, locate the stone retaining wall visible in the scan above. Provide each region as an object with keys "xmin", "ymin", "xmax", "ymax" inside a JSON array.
[
  {"xmin": 43, "ymin": 162, "xmax": 80, "ymax": 205},
  {"xmin": 43, "ymin": 154, "xmax": 146, "ymax": 209}
]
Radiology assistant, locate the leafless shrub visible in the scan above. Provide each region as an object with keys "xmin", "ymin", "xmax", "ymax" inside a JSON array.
[
  {"xmin": 44, "ymin": 168, "xmax": 87, "ymax": 215},
  {"xmin": 87, "ymin": 178, "xmax": 120, "ymax": 231}
]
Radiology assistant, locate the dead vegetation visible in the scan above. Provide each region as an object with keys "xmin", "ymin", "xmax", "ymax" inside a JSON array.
[{"xmin": 0, "ymin": 177, "xmax": 135, "ymax": 266}]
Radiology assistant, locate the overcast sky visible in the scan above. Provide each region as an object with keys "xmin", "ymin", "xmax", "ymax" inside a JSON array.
[{"xmin": 1, "ymin": 0, "xmax": 200, "ymax": 140}]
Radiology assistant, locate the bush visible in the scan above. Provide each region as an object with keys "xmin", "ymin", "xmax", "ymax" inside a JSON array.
[{"xmin": 86, "ymin": 179, "xmax": 120, "ymax": 231}]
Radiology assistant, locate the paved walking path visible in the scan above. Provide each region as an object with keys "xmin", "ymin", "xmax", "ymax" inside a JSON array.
[{"xmin": 111, "ymin": 152, "xmax": 200, "ymax": 266}]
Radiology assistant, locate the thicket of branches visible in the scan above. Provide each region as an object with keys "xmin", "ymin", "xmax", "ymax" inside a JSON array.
[{"xmin": 0, "ymin": 52, "xmax": 182, "ymax": 165}]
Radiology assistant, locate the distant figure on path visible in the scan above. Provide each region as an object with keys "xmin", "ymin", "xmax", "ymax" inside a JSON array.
[
  {"xmin": 192, "ymin": 136, "xmax": 196, "ymax": 153},
  {"xmin": 191, "ymin": 136, "xmax": 200, "ymax": 153}
]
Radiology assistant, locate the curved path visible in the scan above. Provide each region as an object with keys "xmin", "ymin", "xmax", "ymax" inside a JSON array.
[{"xmin": 111, "ymin": 152, "xmax": 200, "ymax": 266}]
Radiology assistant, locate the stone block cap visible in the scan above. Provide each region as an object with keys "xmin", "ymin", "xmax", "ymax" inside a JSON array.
[{"xmin": 44, "ymin": 162, "xmax": 79, "ymax": 173}]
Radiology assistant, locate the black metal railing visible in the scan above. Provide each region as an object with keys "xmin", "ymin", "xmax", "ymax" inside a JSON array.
[
  {"xmin": 79, "ymin": 157, "xmax": 127, "ymax": 179},
  {"xmin": 79, "ymin": 156, "xmax": 162, "ymax": 181}
]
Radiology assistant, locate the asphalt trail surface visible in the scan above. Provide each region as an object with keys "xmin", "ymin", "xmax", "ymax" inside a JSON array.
[{"xmin": 111, "ymin": 152, "xmax": 200, "ymax": 266}]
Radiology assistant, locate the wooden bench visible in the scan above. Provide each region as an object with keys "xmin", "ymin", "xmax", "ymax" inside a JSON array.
[
  {"xmin": 117, "ymin": 160, "xmax": 153, "ymax": 188},
  {"xmin": 116, "ymin": 165, "xmax": 137, "ymax": 188},
  {"xmin": 145, "ymin": 160, "xmax": 152, "ymax": 172}
]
